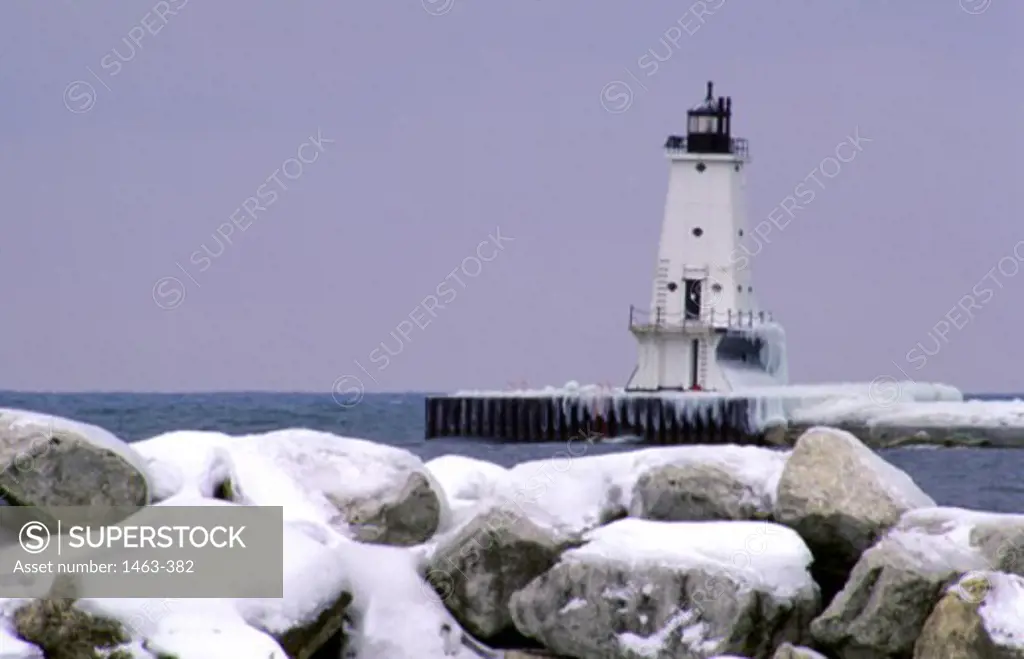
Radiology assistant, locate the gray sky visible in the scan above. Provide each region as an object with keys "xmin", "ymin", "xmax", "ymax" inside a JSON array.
[{"xmin": 2, "ymin": 1, "xmax": 1021, "ymax": 394}]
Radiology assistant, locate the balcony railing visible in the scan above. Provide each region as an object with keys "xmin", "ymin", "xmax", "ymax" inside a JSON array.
[
  {"xmin": 664, "ymin": 136, "xmax": 749, "ymax": 160},
  {"xmin": 629, "ymin": 305, "xmax": 773, "ymax": 332}
]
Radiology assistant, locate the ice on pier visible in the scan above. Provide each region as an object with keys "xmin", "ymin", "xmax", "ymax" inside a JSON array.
[
  {"xmin": 453, "ymin": 378, "xmax": 967, "ymax": 436},
  {"xmin": 743, "ymin": 380, "xmax": 963, "ymax": 428},
  {"xmin": 718, "ymin": 321, "xmax": 789, "ymax": 388},
  {"xmin": 793, "ymin": 396, "xmax": 1024, "ymax": 428}
]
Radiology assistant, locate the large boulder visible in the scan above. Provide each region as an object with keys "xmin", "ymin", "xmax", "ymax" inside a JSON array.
[
  {"xmin": 330, "ymin": 470, "xmax": 441, "ymax": 546},
  {"xmin": 505, "ymin": 445, "xmax": 788, "ymax": 538},
  {"xmin": 12, "ymin": 599, "xmax": 132, "ymax": 659},
  {"xmin": 15, "ymin": 517, "xmax": 354, "ymax": 659},
  {"xmin": 338, "ymin": 541, "xmax": 502, "ymax": 658},
  {"xmin": 424, "ymin": 455, "xmax": 512, "ymax": 531},
  {"xmin": 13, "ymin": 598, "xmax": 299, "ymax": 659},
  {"xmin": 772, "ymin": 644, "xmax": 827, "ymax": 658},
  {"xmin": 425, "ymin": 503, "xmax": 574, "ymax": 641},
  {"xmin": 232, "ymin": 429, "xmax": 448, "ymax": 545},
  {"xmin": 510, "ymin": 518, "xmax": 820, "ymax": 658},
  {"xmin": 913, "ymin": 571, "xmax": 1024, "ymax": 658},
  {"xmin": 138, "ymin": 428, "xmax": 448, "ymax": 546},
  {"xmin": 810, "ymin": 507, "xmax": 1024, "ymax": 658},
  {"xmin": 774, "ymin": 427, "xmax": 934, "ymax": 602},
  {"xmin": 630, "ymin": 462, "xmax": 775, "ymax": 522},
  {"xmin": 0, "ymin": 408, "xmax": 150, "ymax": 508}
]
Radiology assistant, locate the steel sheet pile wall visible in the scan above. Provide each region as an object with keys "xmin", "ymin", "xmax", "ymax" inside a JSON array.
[{"xmin": 425, "ymin": 394, "xmax": 764, "ymax": 445}]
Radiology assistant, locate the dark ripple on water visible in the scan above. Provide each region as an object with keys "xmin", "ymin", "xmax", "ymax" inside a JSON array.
[{"xmin": 0, "ymin": 391, "xmax": 1020, "ymax": 514}]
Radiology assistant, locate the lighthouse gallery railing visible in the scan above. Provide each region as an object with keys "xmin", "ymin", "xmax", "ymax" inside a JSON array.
[{"xmin": 629, "ymin": 306, "xmax": 773, "ymax": 332}]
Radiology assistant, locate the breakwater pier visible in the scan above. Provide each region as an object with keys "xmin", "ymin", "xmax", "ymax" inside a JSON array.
[{"xmin": 424, "ymin": 391, "xmax": 768, "ymax": 445}]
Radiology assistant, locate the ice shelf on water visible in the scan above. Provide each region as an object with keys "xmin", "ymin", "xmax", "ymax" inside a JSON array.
[{"xmin": 791, "ymin": 396, "xmax": 1024, "ymax": 428}]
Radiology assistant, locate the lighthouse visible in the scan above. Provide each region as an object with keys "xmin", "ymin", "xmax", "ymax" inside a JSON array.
[{"xmin": 626, "ymin": 81, "xmax": 786, "ymax": 392}]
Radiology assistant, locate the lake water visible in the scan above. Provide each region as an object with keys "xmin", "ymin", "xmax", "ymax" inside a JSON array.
[{"xmin": 0, "ymin": 391, "xmax": 1020, "ymax": 514}]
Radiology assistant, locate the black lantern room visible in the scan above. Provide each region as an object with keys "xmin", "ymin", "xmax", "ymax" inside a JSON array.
[{"xmin": 664, "ymin": 81, "xmax": 747, "ymax": 158}]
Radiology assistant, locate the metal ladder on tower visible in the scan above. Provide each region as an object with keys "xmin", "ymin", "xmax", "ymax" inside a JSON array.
[
  {"xmin": 697, "ymin": 337, "xmax": 709, "ymax": 388},
  {"xmin": 654, "ymin": 260, "xmax": 670, "ymax": 321}
]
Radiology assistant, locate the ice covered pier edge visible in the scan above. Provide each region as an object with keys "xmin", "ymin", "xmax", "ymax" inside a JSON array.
[
  {"xmin": 425, "ymin": 389, "xmax": 768, "ymax": 445},
  {"xmin": 423, "ymin": 380, "xmax": 1018, "ymax": 448}
]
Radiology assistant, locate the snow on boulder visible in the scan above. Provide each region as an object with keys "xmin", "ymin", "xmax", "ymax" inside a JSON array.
[
  {"xmin": 0, "ymin": 621, "xmax": 42, "ymax": 658},
  {"xmin": 142, "ymin": 620, "xmax": 289, "ymax": 658},
  {"xmin": 338, "ymin": 539, "xmax": 502, "ymax": 658},
  {"xmin": 774, "ymin": 426, "xmax": 934, "ymax": 602},
  {"xmin": 708, "ymin": 649, "xmax": 828, "ymax": 659},
  {"xmin": 0, "ymin": 408, "xmax": 151, "ymax": 509},
  {"xmin": 12, "ymin": 599, "xmax": 133, "ymax": 658},
  {"xmin": 227, "ymin": 429, "xmax": 448, "ymax": 546},
  {"xmin": 21, "ymin": 515, "xmax": 354, "ymax": 659},
  {"xmin": 506, "ymin": 444, "xmax": 789, "ymax": 538},
  {"xmin": 424, "ymin": 455, "xmax": 510, "ymax": 531},
  {"xmin": 424, "ymin": 503, "xmax": 575, "ymax": 642},
  {"xmin": 137, "ymin": 428, "xmax": 449, "ymax": 545},
  {"xmin": 810, "ymin": 507, "xmax": 1024, "ymax": 659},
  {"xmin": 132, "ymin": 430, "xmax": 239, "ymax": 502},
  {"xmin": 509, "ymin": 518, "xmax": 820, "ymax": 659},
  {"xmin": 914, "ymin": 571, "xmax": 1024, "ymax": 658},
  {"xmin": 772, "ymin": 644, "xmax": 828, "ymax": 658}
]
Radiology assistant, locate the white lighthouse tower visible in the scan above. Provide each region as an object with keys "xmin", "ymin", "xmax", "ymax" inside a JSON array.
[{"xmin": 626, "ymin": 82, "xmax": 786, "ymax": 393}]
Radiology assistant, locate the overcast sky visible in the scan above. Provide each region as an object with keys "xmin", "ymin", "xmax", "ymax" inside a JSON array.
[{"xmin": 1, "ymin": 1, "xmax": 1021, "ymax": 394}]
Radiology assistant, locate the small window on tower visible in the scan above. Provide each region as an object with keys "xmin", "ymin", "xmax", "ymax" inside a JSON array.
[
  {"xmin": 711, "ymin": 283, "xmax": 722, "ymax": 293},
  {"xmin": 738, "ymin": 230, "xmax": 744, "ymax": 236},
  {"xmin": 737, "ymin": 285, "xmax": 742, "ymax": 292},
  {"xmin": 667, "ymin": 282, "xmax": 678, "ymax": 292},
  {"xmin": 692, "ymin": 227, "xmax": 703, "ymax": 237},
  {"xmin": 748, "ymin": 286, "xmax": 753, "ymax": 292},
  {"xmin": 696, "ymin": 162, "xmax": 706, "ymax": 173}
]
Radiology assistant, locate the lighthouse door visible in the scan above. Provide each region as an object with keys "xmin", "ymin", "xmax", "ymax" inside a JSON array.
[{"xmin": 683, "ymin": 279, "xmax": 702, "ymax": 320}]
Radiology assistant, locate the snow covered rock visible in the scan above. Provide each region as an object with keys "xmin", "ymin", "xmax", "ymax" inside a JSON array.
[
  {"xmin": 338, "ymin": 540, "xmax": 501, "ymax": 659},
  {"xmin": 13, "ymin": 510, "xmax": 354, "ymax": 659},
  {"xmin": 132, "ymin": 430, "xmax": 238, "ymax": 502},
  {"xmin": 774, "ymin": 427, "xmax": 934, "ymax": 601},
  {"xmin": 137, "ymin": 428, "xmax": 448, "ymax": 546},
  {"xmin": 424, "ymin": 455, "xmax": 511, "ymax": 531},
  {"xmin": 913, "ymin": 572, "xmax": 1024, "ymax": 658},
  {"xmin": 230, "ymin": 429, "xmax": 448, "ymax": 546},
  {"xmin": 810, "ymin": 507, "xmax": 1024, "ymax": 658},
  {"xmin": 707, "ymin": 653, "xmax": 826, "ymax": 659},
  {"xmin": 630, "ymin": 462, "xmax": 776, "ymax": 523},
  {"xmin": 509, "ymin": 519, "xmax": 820, "ymax": 659},
  {"xmin": 0, "ymin": 408, "xmax": 150, "ymax": 508},
  {"xmin": 771, "ymin": 644, "xmax": 827, "ymax": 658},
  {"xmin": 12, "ymin": 598, "xmax": 130, "ymax": 659},
  {"xmin": 425, "ymin": 503, "xmax": 575, "ymax": 641},
  {"xmin": 505, "ymin": 445, "xmax": 788, "ymax": 538},
  {"xmin": 143, "ymin": 621, "xmax": 292, "ymax": 659}
]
